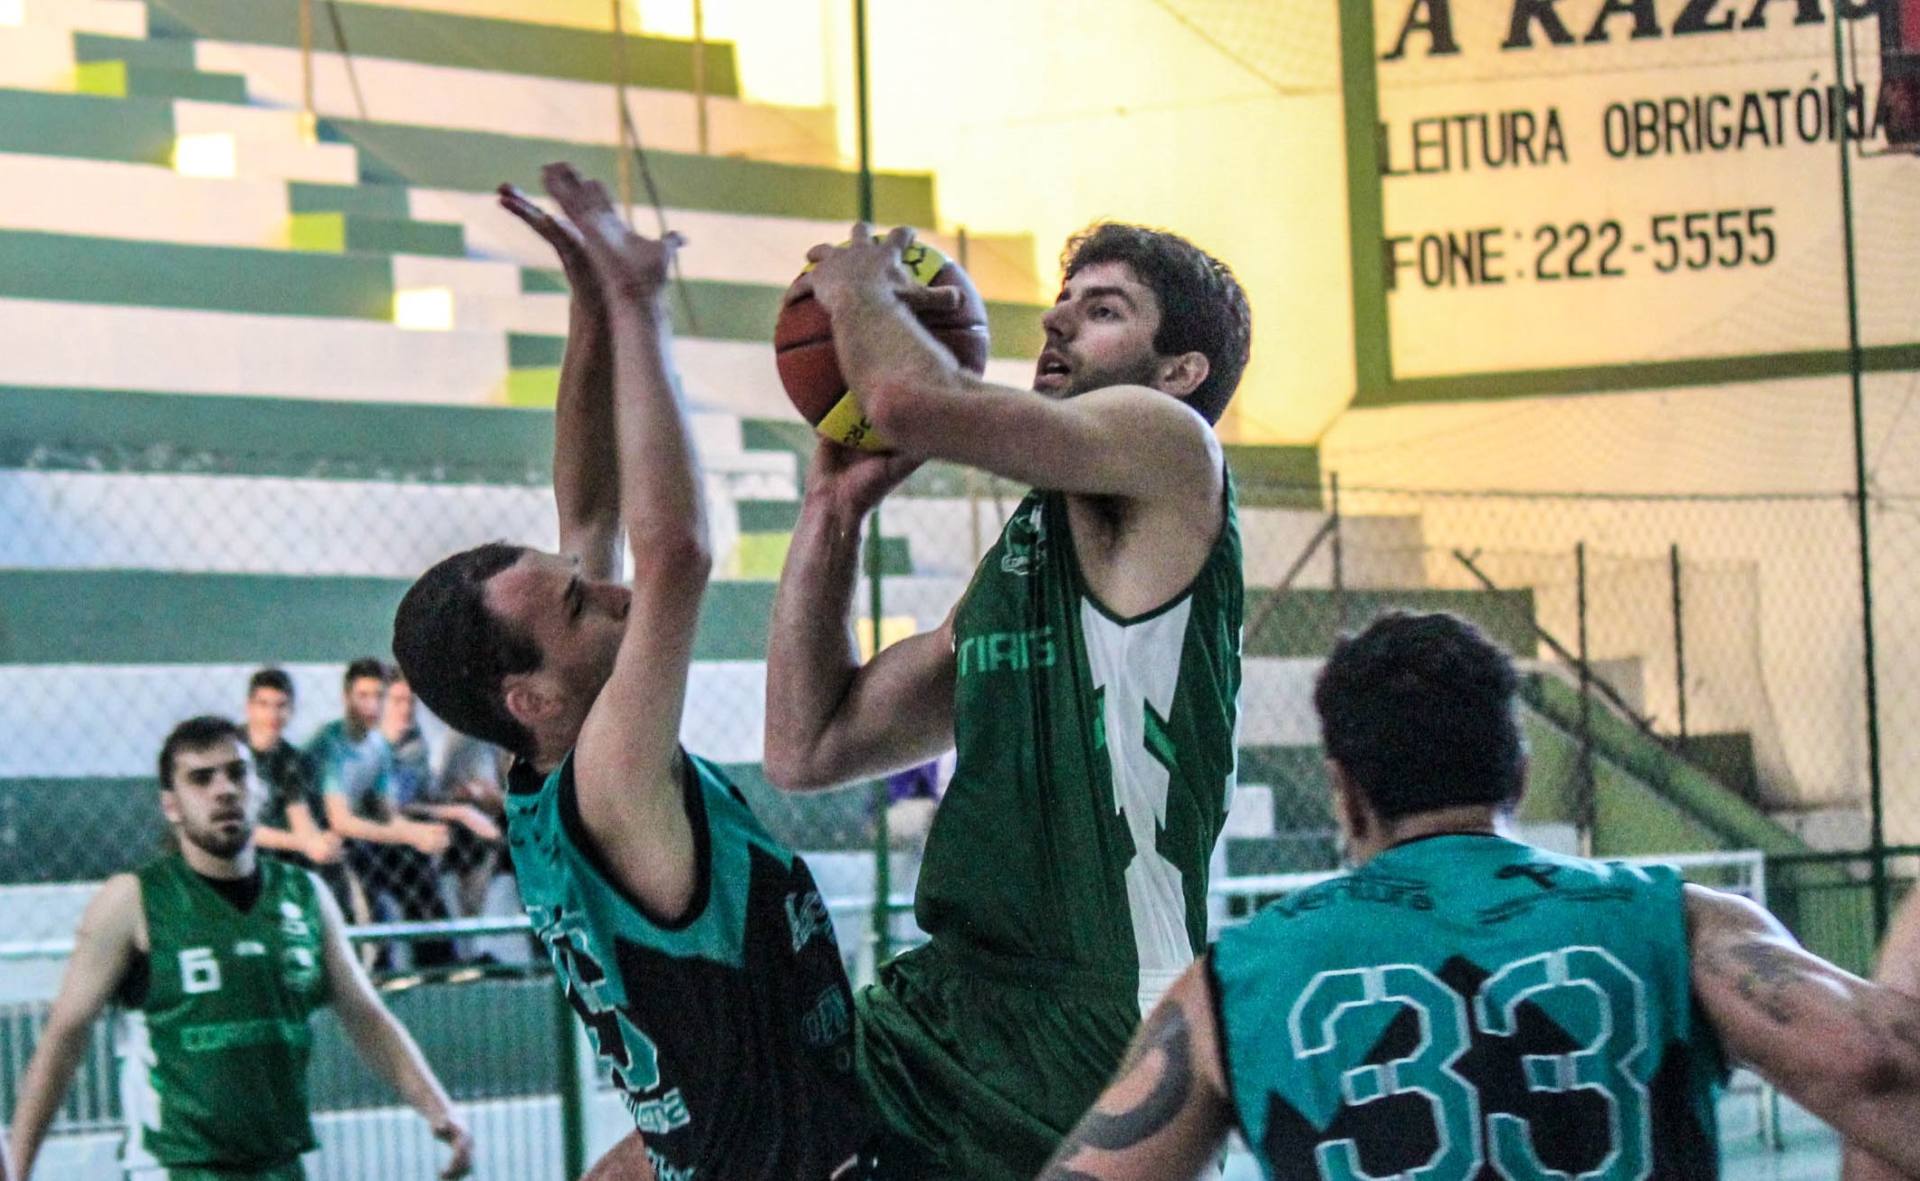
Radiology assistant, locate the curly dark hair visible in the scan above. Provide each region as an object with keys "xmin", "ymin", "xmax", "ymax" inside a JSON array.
[
  {"xmin": 1060, "ymin": 223, "xmax": 1252, "ymax": 424},
  {"xmin": 392, "ymin": 542, "xmax": 541, "ymax": 759},
  {"xmin": 1313, "ymin": 611, "xmax": 1526, "ymax": 821}
]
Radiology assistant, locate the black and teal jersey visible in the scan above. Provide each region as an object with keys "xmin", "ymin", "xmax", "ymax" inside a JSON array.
[
  {"xmin": 505, "ymin": 749, "xmax": 868, "ymax": 1181},
  {"xmin": 115, "ymin": 855, "xmax": 328, "ymax": 1172},
  {"xmin": 1210, "ymin": 835, "xmax": 1725, "ymax": 1180}
]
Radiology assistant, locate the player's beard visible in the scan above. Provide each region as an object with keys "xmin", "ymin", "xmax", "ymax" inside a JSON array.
[
  {"xmin": 1057, "ymin": 352, "xmax": 1163, "ymax": 399},
  {"xmin": 181, "ymin": 814, "xmax": 253, "ymax": 860}
]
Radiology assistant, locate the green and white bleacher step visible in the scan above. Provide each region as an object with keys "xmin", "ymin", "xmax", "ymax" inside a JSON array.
[
  {"xmin": 147, "ymin": 0, "xmax": 738, "ymax": 94},
  {"xmin": 0, "ymin": 88, "xmax": 358, "ymax": 182},
  {"xmin": 7, "ymin": 0, "xmax": 144, "ymax": 38},
  {"xmin": 429, "ymin": 188, "xmax": 1042, "ymax": 304},
  {"xmin": 0, "ymin": 153, "xmax": 301, "ymax": 248},
  {"xmin": 0, "ymin": 297, "xmax": 509, "ymax": 402},
  {"xmin": 74, "ymin": 58, "xmax": 246, "ymax": 103},
  {"xmin": 194, "ymin": 38, "xmax": 843, "ymax": 168},
  {"xmin": 72, "ymin": 29, "xmax": 194, "ymax": 70},
  {"xmin": 290, "ymin": 210, "xmax": 466, "ymax": 258}
]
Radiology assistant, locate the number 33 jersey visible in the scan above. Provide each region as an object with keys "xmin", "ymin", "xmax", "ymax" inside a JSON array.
[{"xmin": 1210, "ymin": 834, "xmax": 1726, "ymax": 1181}]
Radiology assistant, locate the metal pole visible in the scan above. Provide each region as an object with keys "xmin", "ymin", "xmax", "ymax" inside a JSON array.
[
  {"xmin": 1833, "ymin": 7, "xmax": 1889, "ymax": 938},
  {"xmin": 691, "ymin": 0, "xmax": 710, "ymax": 155},
  {"xmin": 1577, "ymin": 542, "xmax": 1595, "ymax": 855},
  {"xmin": 852, "ymin": 0, "xmax": 889, "ymax": 969},
  {"xmin": 1330, "ymin": 472, "xmax": 1346, "ymax": 631},
  {"xmin": 555, "ymin": 982, "xmax": 587, "ymax": 1180},
  {"xmin": 853, "ymin": 0, "xmax": 875, "ymax": 224},
  {"xmin": 611, "ymin": 1, "xmax": 635, "ymax": 215},
  {"xmin": 866, "ymin": 515, "xmax": 891, "ymax": 970},
  {"xmin": 298, "ymin": 0, "xmax": 315, "ymax": 137},
  {"xmin": 1670, "ymin": 543, "xmax": 1689, "ymax": 742}
]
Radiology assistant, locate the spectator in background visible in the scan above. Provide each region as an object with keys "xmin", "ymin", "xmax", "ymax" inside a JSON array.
[
  {"xmin": 310, "ymin": 658, "xmax": 455, "ymax": 969},
  {"xmin": 242, "ymin": 668, "xmax": 364, "ymax": 921},
  {"xmin": 379, "ymin": 670, "xmax": 503, "ymax": 921}
]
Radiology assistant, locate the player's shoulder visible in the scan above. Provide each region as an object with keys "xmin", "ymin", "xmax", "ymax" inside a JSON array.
[
  {"xmin": 78, "ymin": 872, "xmax": 146, "ymax": 946},
  {"xmin": 95, "ymin": 871, "xmax": 143, "ymax": 908}
]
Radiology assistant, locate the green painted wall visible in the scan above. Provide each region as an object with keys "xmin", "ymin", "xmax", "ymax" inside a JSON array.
[{"xmin": 0, "ymin": 571, "xmax": 777, "ymax": 664}]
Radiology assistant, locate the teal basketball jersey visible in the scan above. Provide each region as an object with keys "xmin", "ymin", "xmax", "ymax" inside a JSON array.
[
  {"xmin": 1209, "ymin": 835, "xmax": 1725, "ymax": 1180},
  {"xmin": 505, "ymin": 749, "xmax": 868, "ymax": 1181}
]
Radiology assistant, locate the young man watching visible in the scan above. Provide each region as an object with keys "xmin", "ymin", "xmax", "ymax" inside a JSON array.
[
  {"xmin": 310, "ymin": 659, "xmax": 453, "ymax": 968},
  {"xmin": 7, "ymin": 716, "xmax": 472, "ymax": 1181},
  {"xmin": 243, "ymin": 669, "xmax": 352, "ymax": 912}
]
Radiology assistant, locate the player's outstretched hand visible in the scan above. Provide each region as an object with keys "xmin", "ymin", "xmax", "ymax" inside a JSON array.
[
  {"xmin": 499, "ymin": 183, "xmax": 599, "ymax": 307},
  {"xmin": 540, "ymin": 162, "xmax": 683, "ymax": 300},
  {"xmin": 433, "ymin": 1113, "xmax": 474, "ymax": 1180}
]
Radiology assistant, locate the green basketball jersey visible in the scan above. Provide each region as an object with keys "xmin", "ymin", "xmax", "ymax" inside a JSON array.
[
  {"xmin": 505, "ymin": 750, "xmax": 868, "ymax": 1181},
  {"xmin": 116, "ymin": 855, "xmax": 328, "ymax": 1172},
  {"xmin": 916, "ymin": 481, "xmax": 1243, "ymax": 1008},
  {"xmin": 1210, "ymin": 835, "xmax": 1726, "ymax": 1181}
]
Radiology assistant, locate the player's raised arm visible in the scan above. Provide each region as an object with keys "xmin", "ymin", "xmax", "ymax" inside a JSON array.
[
  {"xmin": 313, "ymin": 876, "xmax": 472, "ymax": 1179},
  {"xmin": 8, "ymin": 874, "xmax": 141, "ymax": 1179},
  {"xmin": 1687, "ymin": 884, "xmax": 1920, "ymax": 1174},
  {"xmin": 541, "ymin": 165, "xmax": 710, "ymax": 917},
  {"xmin": 805, "ymin": 225, "xmax": 1229, "ymax": 508},
  {"xmin": 1037, "ymin": 961, "xmax": 1234, "ymax": 1181},
  {"xmin": 763, "ymin": 440, "xmax": 957, "ymax": 792},
  {"xmin": 500, "ymin": 181, "xmax": 623, "ymax": 581}
]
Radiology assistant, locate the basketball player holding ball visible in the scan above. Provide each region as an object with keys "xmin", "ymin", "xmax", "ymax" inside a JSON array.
[{"xmin": 765, "ymin": 222, "xmax": 1253, "ymax": 1180}]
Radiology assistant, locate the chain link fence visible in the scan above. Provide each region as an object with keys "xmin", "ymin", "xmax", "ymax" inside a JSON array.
[{"xmin": 3, "ymin": 424, "xmax": 1914, "ymax": 1166}]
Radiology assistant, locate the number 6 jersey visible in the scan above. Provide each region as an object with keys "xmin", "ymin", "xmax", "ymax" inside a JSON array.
[
  {"xmin": 115, "ymin": 855, "xmax": 329, "ymax": 1173},
  {"xmin": 1210, "ymin": 834, "xmax": 1726, "ymax": 1181}
]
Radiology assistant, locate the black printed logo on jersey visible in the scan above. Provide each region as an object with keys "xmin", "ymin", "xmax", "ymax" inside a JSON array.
[
  {"xmin": 1497, "ymin": 863, "xmax": 1564, "ymax": 892},
  {"xmin": 785, "ymin": 890, "xmax": 833, "ymax": 953},
  {"xmin": 999, "ymin": 502, "xmax": 1048, "ymax": 576}
]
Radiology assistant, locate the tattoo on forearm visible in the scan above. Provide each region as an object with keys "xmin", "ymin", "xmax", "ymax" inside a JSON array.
[
  {"xmin": 1722, "ymin": 941, "xmax": 1801, "ymax": 1025},
  {"xmin": 1037, "ymin": 1004, "xmax": 1195, "ymax": 1179}
]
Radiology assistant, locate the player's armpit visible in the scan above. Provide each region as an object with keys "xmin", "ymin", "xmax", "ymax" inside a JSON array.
[
  {"xmin": 1687, "ymin": 885, "xmax": 1920, "ymax": 1175},
  {"xmin": 1039, "ymin": 964, "xmax": 1232, "ymax": 1181}
]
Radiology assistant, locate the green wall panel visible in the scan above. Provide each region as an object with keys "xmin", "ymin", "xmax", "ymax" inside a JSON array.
[
  {"xmin": 0, "ymin": 88, "xmax": 176, "ymax": 166},
  {"xmin": 0, "ymin": 571, "xmax": 778, "ymax": 665},
  {"xmin": 0, "ymin": 230, "xmax": 393, "ymax": 319},
  {"xmin": 322, "ymin": 119, "xmax": 937, "ymax": 225},
  {"xmin": 73, "ymin": 32, "xmax": 198, "ymax": 71},
  {"xmin": 289, "ymin": 181, "xmax": 412, "ymax": 218}
]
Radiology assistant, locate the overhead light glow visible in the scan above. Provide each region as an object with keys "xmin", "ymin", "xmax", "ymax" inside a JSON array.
[
  {"xmin": 0, "ymin": 1, "xmax": 25, "ymax": 27},
  {"xmin": 171, "ymin": 133, "xmax": 236, "ymax": 178},
  {"xmin": 394, "ymin": 287, "xmax": 455, "ymax": 332}
]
